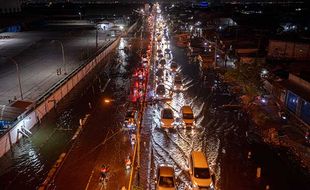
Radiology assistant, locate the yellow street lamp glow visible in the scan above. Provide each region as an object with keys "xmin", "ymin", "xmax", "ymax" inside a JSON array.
[{"xmin": 104, "ymin": 99, "xmax": 112, "ymax": 103}]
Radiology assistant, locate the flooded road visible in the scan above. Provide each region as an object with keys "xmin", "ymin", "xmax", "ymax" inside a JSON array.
[
  {"xmin": 0, "ymin": 9, "xmax": 309, "ymax": 190},
  {"xmin": 137, "ymin": 10, "xmax": 310, "ymax": 190}
]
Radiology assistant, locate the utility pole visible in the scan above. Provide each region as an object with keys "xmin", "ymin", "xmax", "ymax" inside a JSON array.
[
  {"xmin": 52, "ymin": 40, "xmax": 67, "ymax": 75},
  {"xmin": 96, "ymin": 27, "xmax": 98, "ymax": 49},
  {"xmin": 1, "ymin": 56, "xmax": 23, "ymax": 100}
]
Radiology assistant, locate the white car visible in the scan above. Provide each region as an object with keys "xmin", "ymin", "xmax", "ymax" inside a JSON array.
[
  {"xmin": 181, "ymin": 106, "xmax": 195, "ymax": 128},
  {"xmin": 155, "ymin": 165, "xmax": 176, "ymax": 190},
  {"xmin": 161, "ymin": 108, "xmax": 174, "ymax": 128},
  {"xmin": 189, "ymin": 151, "xmax": 213, "ymax": 189},
  {"xmin": 156, "ymin": 84, "xmax": 166, "ymax": 98}
]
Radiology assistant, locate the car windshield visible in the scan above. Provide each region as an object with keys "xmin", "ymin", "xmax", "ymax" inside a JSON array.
[
  {"xmin": 159, "ymin": 176, "xmax": 174, "ymax": 187},
  {"xmin": 194, "ymin": 167, "xmax": 210, "ymax": 179},
  {"xmin": 183, "ymin": 113, "xmax": 193, "ymax": 119},
  {"xmin": 163, "ymin": 110, "xmax": 173, "ymax": 119}
]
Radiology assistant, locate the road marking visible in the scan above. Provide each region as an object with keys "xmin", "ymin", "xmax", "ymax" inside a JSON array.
[{"xmin": 85, "ymin": 169, "xmax": 94, "ymax": 190}]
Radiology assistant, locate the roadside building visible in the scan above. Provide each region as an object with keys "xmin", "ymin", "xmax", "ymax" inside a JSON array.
[
  {"xmin": 269, "ymin": 73, "xmax": 310, "ymax": 125},
  {"xmin": 267, "ymin": 40, "xmax": 310, "ymax": 61},
  {"xmin": 0, "ymin": 0, "xmax": 21, "ymax": 14}
]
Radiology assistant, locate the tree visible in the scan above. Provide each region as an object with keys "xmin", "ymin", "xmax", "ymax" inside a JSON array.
[{"xmin": 224, "ymin": 61, "xmax": 264, "ymax": 107}]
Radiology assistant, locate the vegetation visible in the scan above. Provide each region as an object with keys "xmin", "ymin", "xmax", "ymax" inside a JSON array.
[{"xmin": 224, "ymin": 61, "xmax": 264, "ymax": 107}]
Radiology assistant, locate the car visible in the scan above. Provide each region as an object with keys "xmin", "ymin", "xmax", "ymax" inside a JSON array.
[
  {"xmin": 165, "ymin": 52, "xmax": 172, "ymax": 59},
  {"xmin": 161, "ymin": 108, "xmax": 174, "ymax": 128},
  {"xmin": 159, "ymin": 59, "xmax": 166, "ymax": 66},
  {"xmin": 170, "ymin": 62, "xmax": 178, "ymax": 72},
  {"xmin": 189, "ymin": 151, "xmax": 213, "ymax": 189},
  {"xmin": 156, "ymin": 69, "xmax": 164, "ymax": 82},
  {"xmin": 155, "ymin": 165, "xmax": 177, "ymax": 190},
  {"xmin": 156, "ymin": 84, "xmax": 166, "ymax": 98},
  {"xmin": 133, "ymin": 68, "xmax": 146, "ymax": 81},
  {"xmin": 173, "ymin": 75, "xmax": 182, "ymax": 91},
  {"xmin": 181, "ymin": 106, "xmax": 195, "ymax": 128},
  {"xmin": 124, "ymin": 110, "xmax": 138, "ymax": 128}
]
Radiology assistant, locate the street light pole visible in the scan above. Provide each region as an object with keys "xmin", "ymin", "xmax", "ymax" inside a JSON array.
[
  {"xmin": 53, "ymin": 40, "xmax": 67, "ymax": 75},
  {"xmin": 2, "ymin": 57, "xmax": 23, "ymax": 100},
  {"xmin": 96, "ymin": 27, "xmax": 98, "ymax": 49}
]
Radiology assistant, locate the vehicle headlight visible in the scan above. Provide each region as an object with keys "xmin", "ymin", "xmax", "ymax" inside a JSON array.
[
  {"xmin": 210, "ymin": 183, "xmax": 214, "ymax": 189},
  {"xmin": 192, "ymin": 183, "xmax": 198, "ymax": 188}
]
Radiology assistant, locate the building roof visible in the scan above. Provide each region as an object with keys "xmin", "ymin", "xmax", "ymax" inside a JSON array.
[
  {"xmin": 0, "ymin": 105, "xmax": 25, "ymax": 122},
  {"xmin": 0, "ymin": 100, "xmax": 32, "ymax": 122}
]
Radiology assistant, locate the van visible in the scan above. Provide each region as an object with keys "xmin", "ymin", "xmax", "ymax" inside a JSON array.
[
  {"xmin": 189, "ymin": 151, "xmax": 212, "ymax": 189},
  {"xmin": 181, "ymin": 106, "xmax": 195, "ymax": 128}
]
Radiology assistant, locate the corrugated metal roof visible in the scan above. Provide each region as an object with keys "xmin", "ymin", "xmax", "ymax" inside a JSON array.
[{"xmin": 0, "ymin": 105, "xmax": 25, "ymax": 122}]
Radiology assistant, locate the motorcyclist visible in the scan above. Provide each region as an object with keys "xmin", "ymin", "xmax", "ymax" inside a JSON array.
[
  {"xmin": 131, "ymin": 134, "xmax": 136, "ymax": 144},
  {"xmin": 125, "ymin": 156, "xmax": 131, "ymax": 169},
  {"xmin": 100, "ymin": 164, "xmax": 109, "ymax": 179}
]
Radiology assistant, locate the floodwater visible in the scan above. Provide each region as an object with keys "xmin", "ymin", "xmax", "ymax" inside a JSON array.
[{"xmin": 137, "ymin": 14, "xmax": 310, "ymax": 190}]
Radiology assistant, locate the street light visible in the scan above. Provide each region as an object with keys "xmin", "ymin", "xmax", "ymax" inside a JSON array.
[
  {"xmin": 1, "ymin": 56, "xmax": 23, "ymax": 100},
  {"xmin": 103, "ymin": 98, "xmax": 115, "ymax": 104},
  {"xmin": 51, "ymin": 40, "xmax": 67, "ymax": 75}
]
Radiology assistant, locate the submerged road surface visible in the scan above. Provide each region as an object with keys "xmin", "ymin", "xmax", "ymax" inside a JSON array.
[{"xmin": 136, "ymin": 12, "xmax": 310, "ymax": 190}]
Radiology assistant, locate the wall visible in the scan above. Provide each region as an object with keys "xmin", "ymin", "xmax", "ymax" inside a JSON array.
[
  {"xmin": 268, "ymin": 40, "xmax": 310, "ymax": 61},
  {"xmin": 0, "ymin": 0, "xmax": 21, "ymax": 14}
]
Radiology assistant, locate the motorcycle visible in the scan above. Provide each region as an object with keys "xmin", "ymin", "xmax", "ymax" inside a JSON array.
[
  {"xmin": 125, "ymin": 157, "xmax": 131, "ymax": 170},
  {"xmin": 100, "ymin": 165, "xmax": 109, "ymax": 182},
  {"xmin": 131, "ymin": 134, "xmax": 136, "ymax": 145}
]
